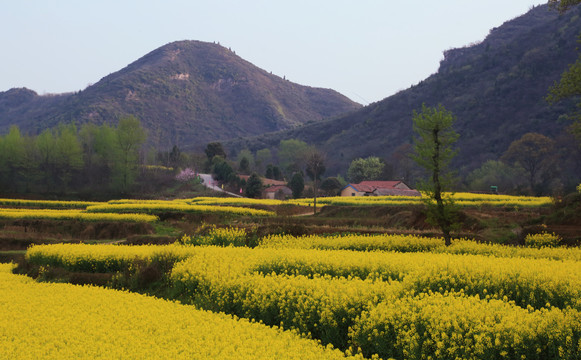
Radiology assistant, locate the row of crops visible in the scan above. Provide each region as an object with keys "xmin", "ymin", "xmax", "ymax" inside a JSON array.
[
  {"xmin": 21, "ymin": 231, "xmax": 581, "ymax": 359},
  {"xmin": 0, "ymin": 192, "xmax": 551, "ymax": 223},
  {"xmin": 0, "ymin": 263, "xmax": 354, "ymax": 360}
]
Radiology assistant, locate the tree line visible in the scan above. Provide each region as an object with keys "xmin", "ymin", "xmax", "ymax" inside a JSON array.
[{"xmin": 0, "ymin": 116, "xmax": 148, "ymax": 197}]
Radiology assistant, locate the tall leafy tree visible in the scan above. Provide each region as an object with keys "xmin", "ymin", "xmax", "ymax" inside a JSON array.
[
  {"xmin": 288, "ymin": 172, "xmax": 305, "ymax": 199},
  {"xmin": 278, "ymin": 139, "xmax": 309, "ymax": 175},
  {"xmin": 501, "ymin": 132, "xmax": 555, "ymax": 194},
  {"xmin": 54, "ymin": 123, "xmax": 83, "ymax": 191},
  {"xmin": 2, "ymin": 126, "xmax": 26, "ymax": 192},
  {"xmin": 255, "ymin": 148, "xmax": 272, "ymax": 174},
  {"xmin": 114, "ymin": 116, "xmax": 147, "ymax": 193},
  {"xmin": 245, "ymin": 173, "xmax": 263, "ymax": 198},
  {"xmin": 204, "ymin": 142, "xmax": 227, "ymax": 160},
  {"xmin": 347, "ymin": 156, "xmax": 385, "ymax": 183},
  {"xmin": 412, "ymin": 104, "xmax": 459, "ymax": 246},
  {"xmin": 305, "ymin": 149, "xmax": 326, "ymax": 214},
  {"xmin": 36, "ymin": 128, "xmax": 57, "ymax": 192}
]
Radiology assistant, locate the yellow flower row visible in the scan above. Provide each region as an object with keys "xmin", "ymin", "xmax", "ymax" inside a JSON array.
[
  {"xmin": 170, "ymin": 246, "xmax": 581, "ymax": 312},
  {"xmin": 187, "ymin": 196, "xmax": 286, "ymax": 206},
  {"xmin": 259, "ymin": 233, "xmax": 581, "ymax": 261},
  {"xmin": 289, "ymin": 192, "xmax": 552, "ymax": 207},
  {"xmin": 351, "ymin": 291, "xmax": 581, "ymax": 360},
  {"xmin": 259, "ymin": 233, "xmax": 444, "ymax": 252},
  {"xmin": 0, "ymin": 208, "xmax": 158, "ymax": 223},
  {"xmin": 171, "ymin": 246, "xmax": 581, "ymax": 354},
  {"xmin": 179, "ymin": 225, "xmax": 248, "ymax": 247},
  {"xmin": 26, "ymin": 244, "xmax": 196, "ymax": 272},
  {"xmin": 86, "ymin": 203, "xmax": 275, "ymax": 217},
  {"xmin": 26, "ymin": 244, "xmax": 581, "ymax": 357},
  {"xmin": 0, "ymin": 263, "xmax": 360, "ymax": 360},
  {"xmin": 29, "ymin": 243, "xmax": 581, "ymax": 313},
  {"xmin": 0, "ymin": 198, "xmax": 103, "ymax": 209}
]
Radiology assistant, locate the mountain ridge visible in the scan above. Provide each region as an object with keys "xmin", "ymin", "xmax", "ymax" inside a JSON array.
[
  {"xmin": 0, "ymin": 40, "xmax": 361, "ymax": 149},
  {"xmin": 225, "ymin": 4, "xmax": 581, "ymax": 179}
]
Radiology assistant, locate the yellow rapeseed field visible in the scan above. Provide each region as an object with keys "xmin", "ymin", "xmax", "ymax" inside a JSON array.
[
  {"xmin": 0, "ymin": 208, "xmax": 158, "ymax": 222},
  {"xmin": 25, "ymin": 243, "xmax": 581, "ymax": 358},
  {"xmin": 85, "ymin": 202, "xmax": 275, "ymax": 217},
  {"xmin": 0, "ymin": 263, "xmax": 360, "ymax": 360},
  {"xmin": 289, "ymin": 192, "xmax": 552, "ymax": 207}
]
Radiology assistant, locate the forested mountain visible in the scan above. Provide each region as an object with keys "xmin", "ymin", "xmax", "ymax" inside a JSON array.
[
  {"xmin": 226, "ymin": 4, "xmax": 581, "ymax": 179},
  {"xmin": 0, "ymin": 40, "xmax": 361, "ymax": 150}
]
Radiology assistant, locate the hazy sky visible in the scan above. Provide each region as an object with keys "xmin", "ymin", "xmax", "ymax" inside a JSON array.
[{"xmin": 1, "ymin": 0, "xmax": 546, "ymax": 105}]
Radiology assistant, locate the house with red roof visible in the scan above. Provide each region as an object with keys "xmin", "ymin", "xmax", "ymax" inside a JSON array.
[{"xmin": 340, "ymin": 181, "xmax": 420, "ymax": 197}]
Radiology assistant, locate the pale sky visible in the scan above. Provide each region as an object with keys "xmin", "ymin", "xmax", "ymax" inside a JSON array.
[{"xmin": 1, "ymin": 0, "xmax": 546, "ymax": 105}]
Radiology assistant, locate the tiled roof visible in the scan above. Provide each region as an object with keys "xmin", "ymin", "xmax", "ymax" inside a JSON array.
[
  {"xmin": 263, "ymin": 185, "xmax": 291, "ymax": 193},
  {"xmin": 358, "ymin": 181, "xmax": 402, "ymax": 189}
]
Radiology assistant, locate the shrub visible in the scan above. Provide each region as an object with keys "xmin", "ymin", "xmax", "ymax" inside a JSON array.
[
  {"xmin": 525, "ymin": 231, "xmax": 562, "ymax": 248},
  {"xmin": 179, "ymin": 225, "xmax": 248, "ymax": 247}
]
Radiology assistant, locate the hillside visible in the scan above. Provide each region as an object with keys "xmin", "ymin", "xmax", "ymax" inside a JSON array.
[
  {"xmin": 0, "ymin": 40, "xmax": 361, "ymax": 149},
  {"xmin": 226, "ymin": 4, "xmax": 581, "ymax": 177}
]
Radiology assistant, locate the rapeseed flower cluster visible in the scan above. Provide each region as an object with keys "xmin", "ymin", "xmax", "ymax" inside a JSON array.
[
  {"xmin": 0, "ymin": 208, "xmax": 158, "ymax": 222},
  {"xmin": 27, "ymin": 243, "xmax": 581, "ymax": 359},
  {"xmin": 179, "ymin": 225, "xmax": 248, "ymax": 246},
  {"xmin": 289, "ymin": 192, "xmax": 552, "ymax": 207},
  {"xmin": 86, "ymin": 202, "xmax": 275, "ymax": 217},
  {"xmin": 525, "ymin": 231, "xmax": 562, "ymax": 248},
  {"xmin": 0, "ymin": 198, "xmax": 102, "ymax": 209},
  {"xmin": 26, "ymin": 244, "xmax": 197, "ymax": 272},
  {"xmin": 187, "ymin": 196, "xmax": 286, "ymax": 206},
  {"xmin": 0, "ymin": 263, "xmax": 360, "ymax": 360},
  {"xmin": 260, "ymin": 233, "xmax": 581, "ymax": 261},
  {"xmin": 351, "ymin": 291, "xmax": 581, "ymax": 360}
]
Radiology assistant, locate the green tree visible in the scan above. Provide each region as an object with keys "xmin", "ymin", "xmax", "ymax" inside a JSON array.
[
  {"xmin": 278, "ymin": 139, "xmax": 309, "ymax": 174},
  {"xmin": 466, "ymin": 160, "xmax": 526, "ymax": 194},
  {"xmin": 2, "ymin": 126, "xmax": 26, "ymax": 192},
  {"xmin": 305, "ymin": 149, "xmax": 326, "ymax": 214},
  {"xmin": 205, "ymin": 142, "xmax": 227, "ymax": 160},
  {"xmin": 288, "ymin": 172, "xmax": 305, "ymax": 198},
  {"xmin": 245, "ymin": 173, "xmax": 263, "ymax": 198},
  {"xmin": 54, "ymin": 123, "xmax": 83, "ymax": 191},
  {"xmin": 236, "ymin": 149, "xmax": 254, "ymax": 174},
  {"xmin": 255, "ymin": 148, "xmax": 272, "ymax": 174},
  {"xmin": 346, "ymin": 156, "xmax": 385, "ymax": 183},
  {"xmin": 501, "ymin": 132, "xmax": 555, "ymax": 194},
  {"xmin": 412, "ymin": 104, "xmax": 459, "ymax": 246},
  {"xmin": 320, "ymin": 177, "xmax": 343, "ymax": 196},
  {"xmin": 114, "ymin": 116, "xmax": 147, "ymax": 193}
]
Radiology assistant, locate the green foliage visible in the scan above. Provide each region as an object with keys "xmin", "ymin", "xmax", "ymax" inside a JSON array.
[
  {"xmin": 319, "ymin": 177, "xmax": 343, "ymax": 196},
  {"xmin": 278, "ymin": 139, "xmax": 310, "ymax": 174},
  {"xmin": 466, "ymin": 160, "xmax": 525, "ymax": 193},
  {"xmin": 236, "ymin": 149, "xmax": 254, "ymax": 175},
  {"xmin": 255, "ymin": 148, "xmax": 272, "ymax": 174},
  {"xmin": 288, "ymin": 172, "xmax": 305, "ymax": 199},
  {"xmin": 179, "ymin": 225, "xmax": 248, "ymax": 247},
  {"xmin": 112, "ymin": 116, "xmax": 147, "ymax": 193},
  {"xmin": 205, "ymin": 142, "xmax": 227, "ymax": 160},
  {"xmin": 525, "ymin": 231, "xmax": 562, "ymax": 248},
  {"xmin": 346, "ymin": 156, "xmax": 384, "ymax": 183},
  {"xmin": 501, "ymin": 132, "xmax": 555, "ymax": 194},
  {"xmin": 245, "ymin": 173, "xmax": 263, "ymax": 198},
  {"xmin": 412, "ymin": 104, "xmax": 459, "ymax": 245}
]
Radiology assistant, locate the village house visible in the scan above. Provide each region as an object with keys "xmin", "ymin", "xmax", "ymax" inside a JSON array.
[
  {"xmin": 340, "ymin": 181, "xmax": 421, "ymax": 197},
  {"xmin": 263, "ymin": 185, "xmax": 293, "ymax": 200}
]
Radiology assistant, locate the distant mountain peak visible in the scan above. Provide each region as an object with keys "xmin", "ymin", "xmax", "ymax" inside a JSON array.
[{"xmin": 0, "ymin": 39, "xmax": 361, "ymax": 149}]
